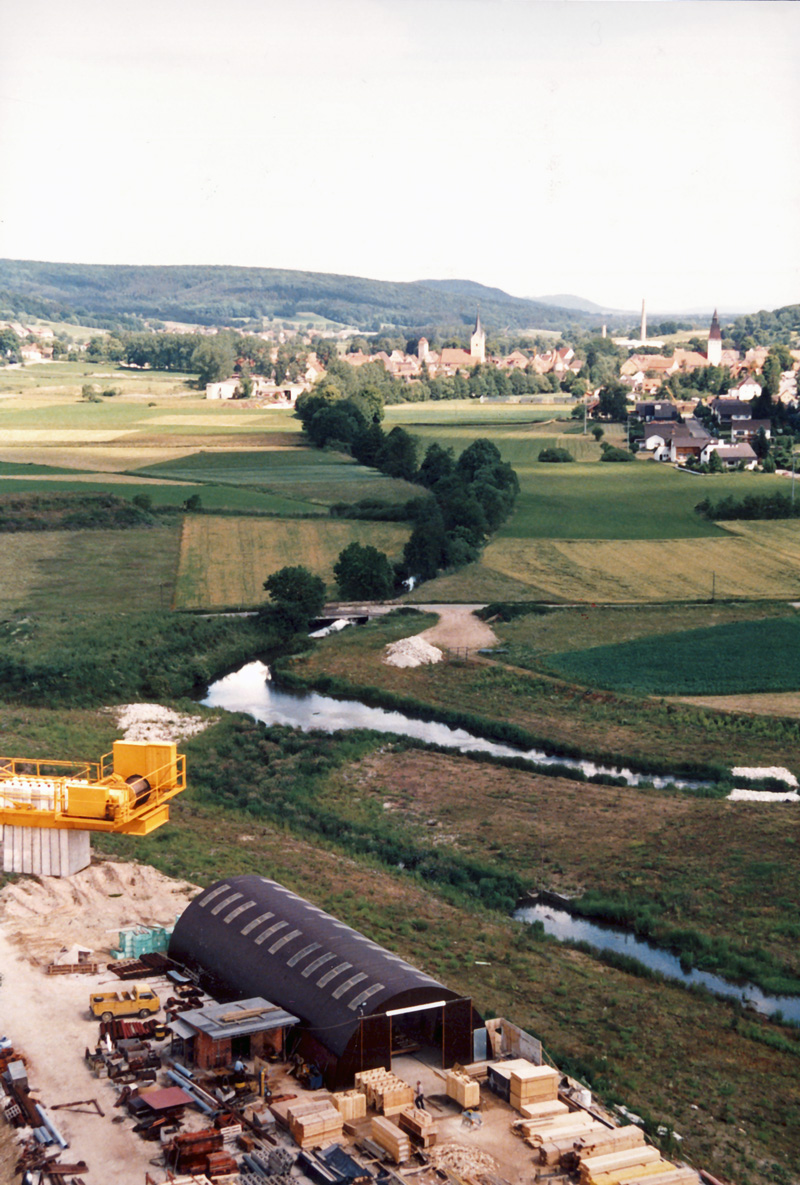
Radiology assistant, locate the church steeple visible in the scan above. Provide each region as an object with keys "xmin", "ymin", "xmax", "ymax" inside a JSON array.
[
  {"xmin": 707, "ymin": 308, "xmax": 722, "ymax": 365},
  {"xmin": 470, "ymin": 307, "xmax": 486, "ymax": 364}
]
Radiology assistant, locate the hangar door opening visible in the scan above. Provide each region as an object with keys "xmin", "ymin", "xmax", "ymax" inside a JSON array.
[{"xmin": 385, "ymin": 998, "xmax": 474, "ymax": 1068}]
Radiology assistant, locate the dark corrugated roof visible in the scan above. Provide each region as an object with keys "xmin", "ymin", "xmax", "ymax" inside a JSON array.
[{"xmin": 169, "ymin": 876, "xmax": 459, "ymax": 1058}]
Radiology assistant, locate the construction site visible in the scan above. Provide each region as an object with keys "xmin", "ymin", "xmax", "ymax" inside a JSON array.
[{"xmin": 0, "ymin": 742, "xmax": 706, "ymax": 1185}]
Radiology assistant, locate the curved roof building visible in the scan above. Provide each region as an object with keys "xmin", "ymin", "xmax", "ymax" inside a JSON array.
[{"xmin": 169, "ymin": 875, "xmax": 477, "ymax": 1087}]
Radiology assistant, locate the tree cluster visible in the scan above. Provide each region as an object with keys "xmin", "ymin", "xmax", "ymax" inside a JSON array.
[
  {"xmin": 695, "ymin": 492, "xmax": 800, "ymax": 521},
  {"xmin": 404, "ymin": 439, "xmax": 519, "ymax": 579}
]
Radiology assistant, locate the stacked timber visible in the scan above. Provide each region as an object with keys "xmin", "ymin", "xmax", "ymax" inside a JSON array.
[
  {"xmin": 354, "ymin": 1068, "xmax": 413, "ymax": 1115},
  {"xmin": 519, "ymin": 1098, "xmax": 569, "ymax": 1120},
  {"xmin": 542, "ymin": 1123, "xmax": 646, "ymax": 1170},
  {"xmin": 579, "ymin": 1146, "xmax": 663, "ymax": 1181},
  {"xmin": 445, "ymin": 1068, "xmax": 480, "ymax": 1109},
  {"xmin": 331, "ymin": 1089, "xmax": 367, "ymax": 1121},
  {"xmin": 399, "ymin": 1105, "xmax": 437, "ymax": 1148},
  {"xmin": 286, "ymin": 1099, "xmax": 343, "ymax": 1150},
  {"xmin": 585, "ymin": 1161, "xmax": 699, "ymax": 1185},
  {"xmin": 508, "ymin": 1063, "xmax": 560, "ymax": 1112},
  {"xmin": 371, "ymin": 1115, "xmax": 412, "ymax": 1163},
  {"xmin": 521, "ymin": 1111, "xmax": 599, "ymax": 1148}
]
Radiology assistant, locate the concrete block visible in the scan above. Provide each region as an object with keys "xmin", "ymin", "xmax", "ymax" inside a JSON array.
[{"xmin": 2, "ymin": 826, "xmax": 90, "ymax": 877}]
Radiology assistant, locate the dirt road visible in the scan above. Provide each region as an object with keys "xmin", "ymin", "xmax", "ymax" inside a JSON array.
[{"xmin": 415, "ymin": 604, "xmax": 497, "ymax": 651}]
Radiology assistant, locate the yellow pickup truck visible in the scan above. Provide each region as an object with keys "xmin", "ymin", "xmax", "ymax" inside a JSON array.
[{"xmin": 89, "ymin": 985, "xmax": 161, "ymax": 1022}]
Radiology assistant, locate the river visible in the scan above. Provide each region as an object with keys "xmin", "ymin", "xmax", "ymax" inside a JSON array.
[
  {"xmin": 514, "ymin": 903, "xmax": 800, "ymax": 1023},
  {"xmin": 203, "ymin": 661, "xmax": 706, "ymax": 789},
  {"xmin": 203, "ymin": 660, "xmax": 799, "ymax": 1023}
]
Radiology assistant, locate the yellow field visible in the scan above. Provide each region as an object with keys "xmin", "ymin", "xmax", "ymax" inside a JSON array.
[
  {"xmin": 0, "ymin": 429, "xmax": 137, "ymax": 443},
  {"xmin": 412, "ymin": 522, "xmax": 800, "ymax": 603},
  {"xmin": 0, "ymin": 447, "xmax": 197, "ymax": 472},
  {"xmin": 175, "ymin": 517, "xmax": 412, "ymax": 608},
  {"xmin": 2, "ymin": 473, "xmax": 197, "ymax": 485}
]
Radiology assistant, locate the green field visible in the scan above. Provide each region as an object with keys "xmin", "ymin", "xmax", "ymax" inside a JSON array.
[
  {"xmin": 0, "ymin": 526, "xmax": 182, "ymax": 616},
  {"xmin": 545, "ymin": 616, "xmax": 800, "ymax": 695},
  {"xmin": 0, "ymin": 474, "xmax": 317, "ymax": 514},
  {"xmin": 136, "ymin": 448, "xmax": 422, "ymax": 505}
]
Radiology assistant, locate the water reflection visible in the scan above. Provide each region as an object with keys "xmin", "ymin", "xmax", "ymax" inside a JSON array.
[
  {"xmin": 515, "ymin": 903, "xmax": 800, "ymax": 1022},
  {"xmin": 203, "ymin": 662, "xmax": 704, "ymax": 790}
]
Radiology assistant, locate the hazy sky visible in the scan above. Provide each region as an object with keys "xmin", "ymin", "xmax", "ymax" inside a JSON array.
[{"xmin": 1, "ymin": 0, "xmax": 798, "ymax": 313}]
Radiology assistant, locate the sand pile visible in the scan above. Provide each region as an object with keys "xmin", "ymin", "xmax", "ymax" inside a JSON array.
[
  {"xmin": 0, "ymin": 859, "xmax": 200, "ymax": 961},
  {"xmin": 728, "ymin": 788, "xmax": 800, "ymax": 803},
  {"xmin": 384, "ymin": 636, "xmax": 443, "ymax": 668},
  {"xmin": 731, "ymin": 765, "xmax": 798, "ymax": 788},
  {"xmin": 110, "ymin": 702, "xmax": 215, "ymax": 744}
]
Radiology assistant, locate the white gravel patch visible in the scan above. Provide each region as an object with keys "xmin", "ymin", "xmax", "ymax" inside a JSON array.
[
  {"xmin": 728, "ymin": 789, "xmax": 800, "ymax": 803},
  {"xmin": 384, "ymin": 635, "xmax": 443, "ymax": 668},
  {"xmin": 730, "ymin": 765, "xmax": 798, "ymax": 788},
  {"xmin": 110, "ymin": 703, "xmax": 215, "ymax": 744}
]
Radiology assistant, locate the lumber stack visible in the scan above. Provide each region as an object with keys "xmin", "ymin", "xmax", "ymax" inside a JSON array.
[
  {"xmin": 331, "ymin": 1089, "xmax": 367, "ymax": 1121},
  {"xmin": 522, "ymin": 1111, "xmax": 599, "ymax": 1147},
  {"xmin": 579, "ymin": 1145, "xmax": 663, "ymax": 1181},
  {"xmin": 588, "ymin": 1162, "xmax": 698, "ymax": 1185},
  {"xmin": 445, "ymin": 1068, "xmax": 480, "ymax": 1109},
  {"xmin": 354, "ymin": 1068, "xmax": 413, "ymax": 1115},
  {"xmin": 519, "ymin": 1098, "xmax": 569, "ymax": 1120},
  {"xmin": 371, "ymin": 1115, "xmax": 411, "ymax": 1163},
  {"xmin": 508, "ymin": 1063, "xmax": 559, "ymax": 1113},
  {"xmin": 543, "ymin": 1123, "xmax": 646, "ymax": 1170},
  {"xmin": 286, "ymin": 1099, "xmax": 343, "ymax": 1150},
  {"xmin": 399, "ymin": 1105, "xmax": 437, "ymax": 1148}
]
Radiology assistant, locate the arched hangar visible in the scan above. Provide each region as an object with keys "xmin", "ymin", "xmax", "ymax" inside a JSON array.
[{"xmin": 169, "ymin": 875, "xmax": 480, "ymax": 1089}]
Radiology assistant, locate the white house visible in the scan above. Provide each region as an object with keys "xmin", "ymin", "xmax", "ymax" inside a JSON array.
[
  {"xmin": 700, "ymin": 442, "xmax": 758, "ymax": 470},
  {"xmin": 727, "ymin": 376, "xmax": 762, "ymax": 401}
]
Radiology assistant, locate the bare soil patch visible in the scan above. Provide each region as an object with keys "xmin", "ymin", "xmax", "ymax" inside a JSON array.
[
  {"xmin": 417, "ymin": 604, "xmax": 497, "ymax": 651},
  {"xmin": 674, "ymin": 691, "xmax": 800, "ymax": 717}
]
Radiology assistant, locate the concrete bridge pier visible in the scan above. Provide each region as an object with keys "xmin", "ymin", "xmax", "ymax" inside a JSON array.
[{"xmin": 2, "ymin": 826, "xmax": 91, "ymax": 877}]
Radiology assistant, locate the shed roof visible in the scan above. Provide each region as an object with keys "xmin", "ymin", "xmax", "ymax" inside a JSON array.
[
  {"xmin": 169, "ymin": 876, "xmax": 459, "ymax": 1059},
  {"xmin": 177, "ymin": 997, "xmax": 299, "ymax": 1041}
]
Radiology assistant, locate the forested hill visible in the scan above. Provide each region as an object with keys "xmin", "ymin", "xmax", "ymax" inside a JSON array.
[{"xmin": 0, "ymin": 259, "xmax": 603, "ymax": 333}]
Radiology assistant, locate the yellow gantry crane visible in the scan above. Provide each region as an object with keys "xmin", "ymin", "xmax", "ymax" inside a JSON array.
[{"xmin": 0, "ymin": 742, "xmax": 187, "ymax": 876}]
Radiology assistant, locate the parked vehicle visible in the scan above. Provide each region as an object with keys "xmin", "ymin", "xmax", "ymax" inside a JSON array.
[{"xmin": 89, "ymin": 985, "xmax": 160, "ymax": 1022}]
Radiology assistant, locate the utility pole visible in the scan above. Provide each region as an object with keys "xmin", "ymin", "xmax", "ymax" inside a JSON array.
[{"xmin": 792, "ymin": 452, "xmax": 796, "ymax": 508}]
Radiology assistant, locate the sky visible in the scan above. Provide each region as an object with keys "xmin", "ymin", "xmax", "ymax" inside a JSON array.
[{"xmin": 1, "ymin": 0, "xmax": 798, "ymax": 315}]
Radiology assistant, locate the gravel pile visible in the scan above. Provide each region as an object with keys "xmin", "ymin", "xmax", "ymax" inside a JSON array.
[
  {"xmin": 111, "ymin": 703, "xmax": 215, "ymax": 744},
  {"xmin": 384, "ymin": 636, "xmax": 443, "ymax": 668}
]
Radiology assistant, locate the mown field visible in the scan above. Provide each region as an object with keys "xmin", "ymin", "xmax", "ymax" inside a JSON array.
[
  {"xmin": 0, "ymin": 526, "xmax": 182, "ymax": 615},
  {"xmin": 134, "ymin": 447, "xmax": 421, "ymax": 506},
  {"xmin": 174, "ymin": 516, "xmax": 411, "ymax": 608}
]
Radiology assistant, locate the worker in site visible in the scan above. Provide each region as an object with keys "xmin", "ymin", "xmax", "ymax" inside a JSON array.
[{"xmin": 414, "ymin": 1081, "xmax": 426, "ymax": 1111}]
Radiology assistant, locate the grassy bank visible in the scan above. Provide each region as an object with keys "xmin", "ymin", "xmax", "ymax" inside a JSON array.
[
  {"xmin": 87, "ymin": 718, "xmax": 800, "ymax": 1185},
  {"xmin": 281, "ymin": 614, "xmax": 800, "ymax": 775}
]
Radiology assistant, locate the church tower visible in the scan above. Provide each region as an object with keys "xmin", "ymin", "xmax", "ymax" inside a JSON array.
[
  {"xmin": 707, "ymin": 309, "xmax": 722, "ymax": 366},
  {"xmin": 470, "ymin": 310, "xmax": 486, "ymax": 364}
]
